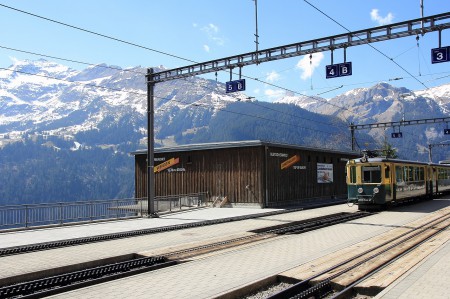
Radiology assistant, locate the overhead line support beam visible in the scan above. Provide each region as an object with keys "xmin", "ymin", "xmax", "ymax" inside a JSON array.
[
  {"xmin": 349, "ymin": 117, "xmax": 450, "ymax": 130},
  {"xmin": 148, "ymin": 12, "xmax": 450, "ymax": 83}
]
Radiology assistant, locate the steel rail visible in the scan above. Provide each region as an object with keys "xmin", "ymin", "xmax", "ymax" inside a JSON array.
[
  {"xmin": 330, "ymin": 218, "xmax": 450, "ymax": 299},
  {"xmin": 0, "ymin": 199, "xmax": 347, "ymax": 257},
  {"xmin": 267, "ymin": 212, "xmax": 450, "ymax": 299},
  {"xmin": 0, "ymin": 207, "xmax": 303, "ymax": 257},
  {"xmin": 0, "ymin": 256, "xmax": 175, "ymax": 299},
  {"xmin": 0, "ymin": 212, "xmax": 372, "ymax": 298},
  {"xmin": 163, "ymin": 212, "xmax": 372, "ymax": 259}
]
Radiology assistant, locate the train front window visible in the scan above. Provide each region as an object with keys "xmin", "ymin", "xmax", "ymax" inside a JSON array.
[{"xmin": 362, "ymin": 166, "xmax": 381, "ymax": 183}]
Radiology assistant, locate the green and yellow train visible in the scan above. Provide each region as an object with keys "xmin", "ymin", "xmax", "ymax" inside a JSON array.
[{"xmin": 346, "ymin": 156, "xmax": 450, "ymax": 210}]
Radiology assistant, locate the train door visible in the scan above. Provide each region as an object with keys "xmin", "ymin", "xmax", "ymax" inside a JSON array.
[
  {"xmin": 383, "ymin": 164, "xmax": 392, "ymax": 201},
  {"xmin": 425, "ymin": 166, "xmax": 437, "ymax": 198}
]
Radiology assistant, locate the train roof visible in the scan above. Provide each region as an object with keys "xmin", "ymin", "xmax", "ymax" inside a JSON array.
[{"xmin": 349, "ymin": 157, "xmax": 450, "ymax": 167}]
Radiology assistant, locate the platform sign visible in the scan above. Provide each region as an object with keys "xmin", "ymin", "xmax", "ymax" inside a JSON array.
[
  {"xmin": 339, "ymin": 62, "xmax": 352, "ymax": 77},
  {"xmin": 391, "ymin": 132, "xmax": 403, "ymax": 138},
  {"xmin": 326, "ymin": 62, "xmax": 352, "ymax": 79},
  {"xmin": 431, "ymin": 46, "xmax": 450, "ymax": 64},
  {"xmin": 226, "ymin": 79, "xmax": 246, "ymax": 93},
  {"xmin": 444, "ymin": 129, "xmax": 450, "ymax": 135},
  {"xmin": 325, "ymin": 64, "xmax": 339, "ymax": 79}
]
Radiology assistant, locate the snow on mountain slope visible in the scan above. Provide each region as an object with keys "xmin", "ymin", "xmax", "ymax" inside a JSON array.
[
  {"xmin": 0, "ymin": 59, "xmax": 243, "ymax": 147},
  {"xmin": 1, "ymin": 59, "xmax": 449, "ymax": 157}
]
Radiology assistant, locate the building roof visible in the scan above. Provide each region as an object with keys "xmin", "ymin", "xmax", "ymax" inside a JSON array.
[{"xmin": 131, "ymin": 140, "xmax": 359, "ymax": 157}]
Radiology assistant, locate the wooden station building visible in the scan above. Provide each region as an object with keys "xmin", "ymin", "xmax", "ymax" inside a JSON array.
[{"xmin": 132, "ymin": 140, "xmax": 360, "ymax": 208}]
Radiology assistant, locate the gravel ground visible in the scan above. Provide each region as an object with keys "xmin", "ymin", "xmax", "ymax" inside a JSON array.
[{"xmin": 239, "ymin": 282, "xmax": 294, "ymax": 299}]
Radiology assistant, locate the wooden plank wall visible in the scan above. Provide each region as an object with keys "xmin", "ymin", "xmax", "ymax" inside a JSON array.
[
  {"xmin": 134, "ymin": 146, "xmax": 265, "ymax": 205},
  {"xmin": 134, "ymin": 144, "xmax": 357, "ymax": 207},
  {"xmin": 265, "ymin": 146, "xmax": 352, "ymax": 207}
]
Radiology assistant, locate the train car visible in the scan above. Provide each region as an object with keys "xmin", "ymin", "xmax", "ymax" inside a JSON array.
[{"xmin": 346, "ymin": 156, "xmax": 450, "ymax": 210}]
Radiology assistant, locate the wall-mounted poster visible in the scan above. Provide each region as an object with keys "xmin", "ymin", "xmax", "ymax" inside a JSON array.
[{"xmin": 317, "ymin": 163, "xmax": 333, "ymax": 183}]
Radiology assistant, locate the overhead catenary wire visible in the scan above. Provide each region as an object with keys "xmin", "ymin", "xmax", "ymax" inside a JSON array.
[
  {"xmin": 0, "ymin": 44, "xmax": 353, "ymax": 137},
  {"xmin": 0, "ymin": 3, "xmax": 446, "ymax": 153},
  {"xmin": 0, "ymin": 45, "xmax": 147, "ymax": 75},
  {"xmin": 2, "ymin": 2, "xmax": 445, "ymax": 125},
  {"xmin": 0, "ymin": 65, "xmax": 439, "ymax": 154},
  {"xmin": 4, "ymin": 42, "xmax": 449, "ymax": 94},
  {"xmin": 0, "ymin": 66, "xmax": 357, "ymax": 142},
  {"xmin": 0, "ymin": 3, "xmax": 196, "ymax": 65},
  {"xmin": 303, "ymin": 0, "xmax": 430, "ymax": 90},
  {"xmin": 0, "ymin": 3, "xmax": 364, "ymax": 124}
]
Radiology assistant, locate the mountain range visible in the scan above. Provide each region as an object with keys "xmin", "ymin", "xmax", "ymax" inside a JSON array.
[{"xmin": 0, "ymin": 59, "xmax": 449, "ymax": 204}]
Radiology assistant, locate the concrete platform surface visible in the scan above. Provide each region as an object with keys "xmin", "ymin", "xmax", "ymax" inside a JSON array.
[
  {"xmin": 0, "ymin": 199, "xmax": 448, "ymax": 299},
  {"xmin": 0, "ymin": 207, "xmax": 282, "ymax": 248}
]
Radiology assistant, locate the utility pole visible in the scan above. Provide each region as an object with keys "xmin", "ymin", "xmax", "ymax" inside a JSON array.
[
  {"xmin": 421, "ymin": 0, "xmax": 424, "ymax": 35},
  {"xmin": 146, "ymin": 68, "xmax": 157, "ymax": 217},
  {"xmin": 253, "ymin": 0, "xmax": 259, "ymax": 63}
]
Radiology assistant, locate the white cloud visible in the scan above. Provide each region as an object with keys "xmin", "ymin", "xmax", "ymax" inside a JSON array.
[
  {"xmin": 266, "ymin": 70, "xmax": 280, "ymax": 82},
  {"xmin": 264, "ymin": 89, "xmax": 284, "ymax": 101},
  {"xmin": 198, "ymin": 23, "xmax": 226, "ymax": 46},
  {"xmin": 296, "ymin": 53, "xmax": 324, "ymax": 80},
  {"xmin": 203, "ymin": 23, "xmax": 219, "ymax": 34},
  {"xmin": 203, "ymin": 45, "xmax": 210, "ymax": 52},
  {"xmin": 370, "ymin": 9, "xmax": 394, "ymax": 25}
]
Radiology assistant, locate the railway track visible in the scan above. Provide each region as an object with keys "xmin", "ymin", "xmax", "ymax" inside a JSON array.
[
  {"xmin": 0, "ymin": 211, "xmax": 371, "ymax": 298},
  {"xmin": 265, "ymin": 211, "xmax": 450, "ymax": 299},
  {"xmin": 0, "ymin": 208, "xmax": 306, "ymax": 258}
]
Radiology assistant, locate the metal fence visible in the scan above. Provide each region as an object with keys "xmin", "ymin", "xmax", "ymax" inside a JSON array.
[
  {"xmin": 153, "ymin": 192, "xmax": 208, "ymax": 213},
  {"xmin": 0, "ymin": 192, "xmax": 209, "ymax": 230}
]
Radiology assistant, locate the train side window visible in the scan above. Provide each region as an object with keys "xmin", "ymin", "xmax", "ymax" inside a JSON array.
[
  {"xmin": 419, "ymin": 167, "xmax": 424, "ymax": 180},
  {"xmin": 408, "ymin": 166, "xmax": 414, "ymax": 181},
  {"xmin": 384, "ymin": 166, "xmax": 390, "ymax": 179},
  {"xmin": 396, "ymin": 166, "xmax": 403, "ymax": 183},
  {"xmin": 403, "ymin": 167, "xmax": 408, "ymax": 182}
]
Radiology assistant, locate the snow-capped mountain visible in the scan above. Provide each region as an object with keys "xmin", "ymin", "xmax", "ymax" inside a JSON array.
[
  {"xmin": 275, "ymin": 81, "xmax": 450, "ymax": 162},
  {"xmin": 0, "ymin": 59, "xmax": 247, "ymax": 148},
  {"xmin": 1, "ymin": 59, "xmax": 449, "ymax": 204},
  {"xmin": 276, "ymin": 82, "xmax": 450, "ymax": 123},
  {"xmin": 1, "ymin": 59, "xmax": 449, "ymax": 154}
]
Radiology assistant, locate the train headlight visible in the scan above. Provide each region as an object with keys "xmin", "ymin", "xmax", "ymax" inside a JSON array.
[
  {"xmin": 373, "ymin": 187, "xmax": 380, "ymax": 194},
  {"xmin": 358, "ymin": 188, "xmax": 363, "ymax": 194}
]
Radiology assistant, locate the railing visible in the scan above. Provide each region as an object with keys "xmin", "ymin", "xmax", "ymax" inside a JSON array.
[
  {"xmin": 0, "ymin": 192, "xmax": 209, "ymax": 231},
  {"xmin": 135, "ymin": 192, "xmax": 209, "ymax": 214},
  {"xmin": 156, "ymin": 192, "xmax": 208, "ymax": 212}
]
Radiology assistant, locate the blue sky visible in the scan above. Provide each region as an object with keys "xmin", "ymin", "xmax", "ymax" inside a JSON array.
[{"xmin": 0, "ymin": 1, "xmax": 449, "ymax": 100}]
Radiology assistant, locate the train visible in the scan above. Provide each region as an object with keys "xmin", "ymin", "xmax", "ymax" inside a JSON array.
[{"xmin": 346, "ymin": 154, "xmax": 450, "ymax": 210}]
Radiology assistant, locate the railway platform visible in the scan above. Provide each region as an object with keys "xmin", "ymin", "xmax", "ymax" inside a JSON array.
[{"xmin": 0, "ymin": 198, "xmax": 448, "ymax": 299}]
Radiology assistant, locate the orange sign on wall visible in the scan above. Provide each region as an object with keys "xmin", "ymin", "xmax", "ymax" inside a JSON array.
[
  {"xmin": 281, "ymin": 155, "xmax": 300, "ymax": 170},
  {"xmin": 154, "ymin": 157, "xmax": 180, "ymax": 173}
]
